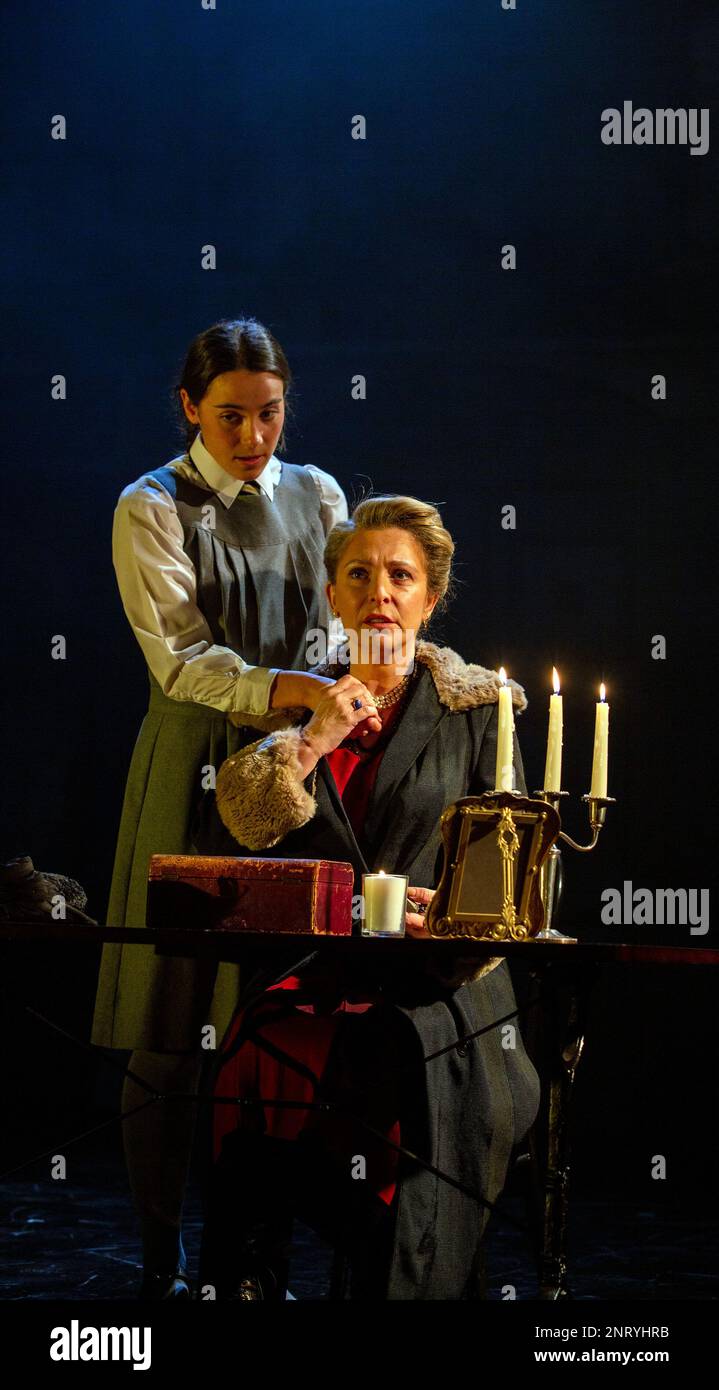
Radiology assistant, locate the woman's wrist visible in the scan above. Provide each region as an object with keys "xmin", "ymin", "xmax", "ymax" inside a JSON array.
[{"xmin": 295, "ymin": 724, "xmax": 327, "ymax": 775}]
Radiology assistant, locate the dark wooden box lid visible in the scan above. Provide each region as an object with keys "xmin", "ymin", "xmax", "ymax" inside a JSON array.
[{"xmin": 148, "ymin": 855, "xmax": 355, "ymax": 886}]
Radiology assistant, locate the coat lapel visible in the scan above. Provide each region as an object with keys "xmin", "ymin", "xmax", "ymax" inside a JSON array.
[
  {"xmin": 308, "ymin": 662, "xmax": 447, "ymax": 877},
  {"xmin": 360, "ymin": 664, "xmax": 447, "ymax": 868},
  {"xmin": 315, "ymin": 759, "xmax": 372, "ymax": 877}
]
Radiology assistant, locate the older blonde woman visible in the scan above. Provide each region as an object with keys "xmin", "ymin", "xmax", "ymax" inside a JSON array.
[{"xmin": 196, "ymin": 496, "xmax": 540, "ymax": 1301}]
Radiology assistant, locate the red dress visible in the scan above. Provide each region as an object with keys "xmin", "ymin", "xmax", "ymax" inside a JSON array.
[{"xmin": 212, "ymin": 704, "xmax": 407, "ymax": 1207}]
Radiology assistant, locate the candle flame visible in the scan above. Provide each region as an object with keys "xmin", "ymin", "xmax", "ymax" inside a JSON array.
[
  {"xmin": 552, "ymin": 666, "xmax": 560, "ymax": 694},
  {"xmin": 599, "ymin": 682, "xmax": 606, "ymax": 702},
  {"xmin": 378, "ymin": 869, "xmax": 386, "ymax": 877},
  {"xmin": 498, "ymin": 666, "xmax": 507, "ymax": 685}
]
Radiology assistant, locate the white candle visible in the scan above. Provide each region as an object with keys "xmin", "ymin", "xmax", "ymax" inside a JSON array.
[
  {"xmin": 590, "ymin": 683, "xmax": 609, "ymax": 797},
  {"xmin": 543, "ymin": 667, "xmax": 563, "ymax": 793},
  {"xmin": 361, "ymin": 870, "xmax": 408, "ymax": 937},
  {"xmin": 495, "ymin": 668, "xmax": 514, "ymax": 792}
]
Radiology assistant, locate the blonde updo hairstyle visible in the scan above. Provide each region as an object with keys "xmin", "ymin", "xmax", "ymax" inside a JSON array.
[{"xmin": 324, "ymin": 495, "xmax": 455, "ymax": 627}]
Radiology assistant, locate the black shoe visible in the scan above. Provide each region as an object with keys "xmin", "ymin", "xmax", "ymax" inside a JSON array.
[
  {"xmin": 140, "ymin": 1267, "xmax": 192, "ymax": 1301},
  {"xmin": 226, "ymin": 1268, "xmax": 281, "ymax": 1302}
]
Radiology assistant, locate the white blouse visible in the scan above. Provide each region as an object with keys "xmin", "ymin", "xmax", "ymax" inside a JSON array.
[{"xmin": 112, "ymin": 433, "xmax": 348, "ymax": 717}]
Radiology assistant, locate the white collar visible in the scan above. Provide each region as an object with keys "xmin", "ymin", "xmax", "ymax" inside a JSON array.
[{"xmin": 189, "ymin": 433, "xmax": 281, "ymax": 508}]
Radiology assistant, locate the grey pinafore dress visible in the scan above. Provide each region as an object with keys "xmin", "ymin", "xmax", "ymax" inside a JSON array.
[{"xmin": 91, "ymin": 458, "xmax": 330, "ymax": 1052}]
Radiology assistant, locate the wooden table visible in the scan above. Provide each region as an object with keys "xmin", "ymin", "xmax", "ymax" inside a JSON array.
[{"xmin": 2, "ymin": 921, "xmax": 717, "ymax": 1298}]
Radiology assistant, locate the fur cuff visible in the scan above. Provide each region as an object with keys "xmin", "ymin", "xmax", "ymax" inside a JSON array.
[{"xmin": 215, "ymin": 729, "xmax": 317, "ymax": 850}]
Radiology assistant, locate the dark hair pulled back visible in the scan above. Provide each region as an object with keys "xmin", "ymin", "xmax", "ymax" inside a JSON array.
[{"xmin": 174, "ymin": 317, "xmax": 292, "ymax": 451}]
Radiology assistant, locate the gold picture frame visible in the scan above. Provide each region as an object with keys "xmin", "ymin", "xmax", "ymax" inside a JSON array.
[{"xmin": 426, "ymin": 792, "xmax": 561, "ymax": 940}]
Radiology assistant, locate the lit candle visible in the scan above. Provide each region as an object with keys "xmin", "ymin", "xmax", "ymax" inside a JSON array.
[
  {"xmin": 361, "ymin": 870, "xmax": 409, "ymax": 937},
  {"xmin": 590, "ymin": 683, "xmax": 609, "ymax": 798},
  {"xmin": 543, "ymin": 666, "xmax": 563, "ymax": 793},
  {"xmin": 495, "ymin": 667, "xmax": 514, "ymax": 792}
]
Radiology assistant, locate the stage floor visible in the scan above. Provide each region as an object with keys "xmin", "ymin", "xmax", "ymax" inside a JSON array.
[{"xmin": 1, "ymin": 1139, "xmax": 716, "ymax": 1301}]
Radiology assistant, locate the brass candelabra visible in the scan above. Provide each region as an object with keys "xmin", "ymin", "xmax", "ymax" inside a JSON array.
[{"xmin": 533, "ymin": 789, "xmax": 617, "ymax": 939}]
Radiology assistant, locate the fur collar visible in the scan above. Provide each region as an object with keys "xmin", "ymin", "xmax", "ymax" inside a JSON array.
[
  {"xmin": 413, "ymin": 640, "xmax": 527, "ymax": 712},
  {"xmin": 232, "ymin": 640, "xmax": 527, "ymax": 733},
  {"xmin": 312, "ymin": 639, "xmax": 527, "ymax": 712}
]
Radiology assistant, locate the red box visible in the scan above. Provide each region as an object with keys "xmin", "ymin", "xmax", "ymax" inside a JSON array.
[{"xmin": 147, "ymin": 855, "xmax": 354, "ymax": 936}]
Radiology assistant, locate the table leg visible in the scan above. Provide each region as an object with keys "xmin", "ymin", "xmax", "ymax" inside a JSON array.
[{"xmin": 524, "ymin": 964, "xmax": 595, "ymax": 1300}]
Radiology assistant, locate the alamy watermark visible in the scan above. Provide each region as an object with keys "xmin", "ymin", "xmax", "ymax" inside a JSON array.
[
  {"xmin": 600, "ymin": 882, "xmax": 709, "ymax": 935},
  {"xmin": 306, "ymin": 627, "xmax": 417, "ymax": 668},
  {"xmin": 601, "ymin": 101, "xmax": 709, "ymax": 156},
  {"xmin": 50, "ymin": 1321, "xmax": 151, "ymax": 1370}
]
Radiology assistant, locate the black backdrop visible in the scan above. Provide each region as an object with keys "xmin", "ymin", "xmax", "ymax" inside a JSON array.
[{"xmin": 2, "ymin": 1, "xmax": 717, "ymax": 1204}]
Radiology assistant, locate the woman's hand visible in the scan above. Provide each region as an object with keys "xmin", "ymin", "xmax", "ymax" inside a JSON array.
[
  {"xmin": 269, "ymin": 670, "xmax": 335, "ymax": 711},
  {"xmin": 300, "ymin": 675, "xmax": 382, "ymax": 759},
  {"xmin": 405, "ymin": 885, "xmax": 434, "ymax": 937}
]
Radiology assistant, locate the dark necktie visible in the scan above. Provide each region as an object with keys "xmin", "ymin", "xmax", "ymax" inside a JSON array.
[{"xmin": 242, "ymin": 480, "xmax": 262, "ymax": 495}]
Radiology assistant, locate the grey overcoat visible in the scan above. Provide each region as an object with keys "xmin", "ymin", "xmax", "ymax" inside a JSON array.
[{"xmin": 197, "ymin": 641, "xmax": 541, "ymax": 1300}]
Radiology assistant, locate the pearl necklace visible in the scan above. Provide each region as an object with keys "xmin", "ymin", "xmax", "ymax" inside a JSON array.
[
  {"xmin": 372, "ymin": 672, "xmax": 414, "ymax": 709},
  {"xmin": 342, "ymin": 671, "xmax": 417, "ymax": 757}
]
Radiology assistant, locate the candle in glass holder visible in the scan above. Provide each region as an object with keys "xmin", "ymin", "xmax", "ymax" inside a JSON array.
[
  {"xmin": 495, "ymin": 667, "xmax": 514, "ymax": 791},
  {"xmin": 361, "ymin": 870, "xmax": 408, "ymax": 937},
  {"xmin": 590, "ymin": 683, "xmax": 609, "ymax": 797},
  {"xmin": 543, "ymin": 666, "xmax": 563, "ymax": 793}
]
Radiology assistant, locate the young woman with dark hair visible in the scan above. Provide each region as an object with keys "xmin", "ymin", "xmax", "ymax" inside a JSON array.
[{"xmin": 91, "ymin": 318, "xmax": 379, "ymax": 1298}]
